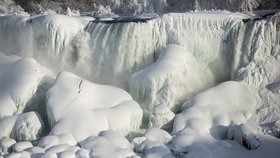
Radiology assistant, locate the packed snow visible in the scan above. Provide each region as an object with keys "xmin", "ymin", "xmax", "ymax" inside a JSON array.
[{"xmin": 0, "ymin": 4, "xmax": 280, "ymax": 158}]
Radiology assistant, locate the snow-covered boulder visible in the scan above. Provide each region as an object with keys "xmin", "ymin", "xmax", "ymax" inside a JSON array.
[
  {"xmin": 0, "ymin": 137, "xmax": 16, "ymax": 155},
  {"xmin": 0, "ymin": 54, "xmax": 54, "ymax": 120},
  {"xmin": 131, "ymin": 128, "xmax": 173, "ymax": 157},
  {"xmin": 144, "ymin": 128, "xmax": 172, "ymax": 144},
  {"xmin": 80, "ymin": 130, "xmax": 135, "ymax": 158},
  {"xmin": 37, "ymin": 133, "xmax": 76, "ymax": 150},
  {"xmin": 169, "ymin": 81, "xmax": 260, "ymax": 155},
  {"xmin": 47, "ymin": 71, "xmax": 143, "ymax": 141},
  {"xmin": 129, "ymin": 44, "xmax": 215, "ymax": 127},
  {"xmin": 0, "ymin": 112, "xmax": 44, "ymax": 142},
  {"xmin": 173, "ymin": 81, "xmax": 259, "ymax": 134},
  {"xmin": 11, "ymin": 141, "xmax": 33, "ymax": 152}
]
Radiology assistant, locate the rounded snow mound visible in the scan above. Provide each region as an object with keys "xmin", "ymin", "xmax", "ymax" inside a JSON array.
[{"xmin": 47, "ymin": 71, "xmax": 143, "ymax": 142}]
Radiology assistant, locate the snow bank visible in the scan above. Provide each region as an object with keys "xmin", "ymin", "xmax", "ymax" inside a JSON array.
[
  {"xmin": 0, "ymin": 112, "xmax": 44, "ymax": 142},
  {"xmin": 130, "ymin": 44, "xmax": 215, "ymax": 127},
  {"xmin": 47, "ymin": 71, "xmax": 143, "ymax": 141}
]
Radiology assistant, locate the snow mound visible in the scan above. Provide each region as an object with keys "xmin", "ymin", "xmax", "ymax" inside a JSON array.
[
  {"xmin": 0, "ymin": 112, "xmax": 44, "ymax": 142},
  {"xmin": 132, "ymin": 128, "xmax": 173, "ymax": 158},
  {"xmin": 173, "ymin": 81, "xmax": 259, "ymax": 134},
  {"xmin": 170, "ymin": 81, "xmax": 259, "ymax": 155},
  {"xmin": 80, "ymin": 130, "xmax": 135, "ymax": 158},
  {"xmin": 37, "ymin": 133, "xmax": 76, "ymax": 150},
  {"xmin": 11, "ymin": 141, "xmax": 33, "ymax": 153},
  {"xmin": 129, "ymin": 44, "xmax": 215, "ymax": 127},
  {"xmin": 0, "ymin": 54, "xmax": 54, "ymax": 120},
  {"xmin": 47, "ymin": 71, "xmax": 143, "ymax": 141},
  {"xmin": 0, "ymin": 137, "xmax": 16, "ymax": 155}
]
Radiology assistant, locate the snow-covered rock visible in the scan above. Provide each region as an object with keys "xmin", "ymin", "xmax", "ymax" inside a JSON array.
[
  {"xmin": 37, "ymin": 133, "xmax": 76, "ymax": 150},
  {"xmin": 0, "ymin": 112, "xmax": 44, "ymax": 142},
  {"xmin": 47, "ymin": 71, "xmax": 143, "ymax": 141},
  {"xmin": 131, "ymin": 128, "xmax": 172, "ymax": 157},
  {"xmin": 173, "ymin": 81, "xmax": 259, "ymax": 134},
  {"xmin": 144, "ymin": 128, "xmax": 171, "ymax": 144},
  {"xmin": 130, "ymin": 44, "xmax": 215, "ymax": 127},
  {"xmin": 80, "ymin": 131, "xmax": 135, "ymax": 158},
  {"xmin": 11, "ymin": 141, "xmax": 33, "ymax": 152},
  {"xmin": 169, "ymin": 81, "xmax": 260, "ymax": 156},
  {"xmin": 0, "ymin": 137, "xmax": 16, "ymax": 155}
]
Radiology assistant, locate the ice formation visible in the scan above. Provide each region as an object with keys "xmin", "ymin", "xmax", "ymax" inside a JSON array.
[
  {"xmin": 0, "ymin": 112, "xmax": 44, "ymax": 142},
  {"xmin": 0, "ymin": 6, "xmax": 280, "ymax": 158},
  {"xmin": 130, "ymin": 44, "xmax": 215, "ymax": 127},
  {"xmin": 47, "ymin": 71, "xmax": 143, "ymax": 142}
]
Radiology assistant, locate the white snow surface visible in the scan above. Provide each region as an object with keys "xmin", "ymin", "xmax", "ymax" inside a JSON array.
[
  {"xmin": 0, "ymin": 10, "xmax": 280, "ymax": 158},
  {"xmin": 47, "ymin": 71, "xmax": 143, "ymax": 142}
]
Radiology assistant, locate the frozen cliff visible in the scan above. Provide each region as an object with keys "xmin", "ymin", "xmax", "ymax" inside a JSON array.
[{"xmin": 0, "ymin": 9, "xmax": 280, "ymax": 158}]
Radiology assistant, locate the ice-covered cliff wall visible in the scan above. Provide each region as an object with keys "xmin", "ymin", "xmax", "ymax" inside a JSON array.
[
  {"xmin": 0, "ymin": 12, "xmax": 244, "ymax": 89},
  {"xmin": 0, "ymin": 12, "xmax": 280, "ymax": 128}
]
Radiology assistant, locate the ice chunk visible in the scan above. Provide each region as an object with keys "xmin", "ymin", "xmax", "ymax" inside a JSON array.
[
  {"xmin": 37, "ymin": 133, "xmax": 76, "ymax": 150},
  {"xmin": 145, "ymin": 128, "xmax": 171, "ymax": 144},
  {"xmin": 129, "ymin": 44, "xmax": 215, "ymax": 127},
  {"xmin": 80, "ymin": 131, "xmax": 135, "ymax": 158},
  {"xmin": 98, "ymin": 130, "xmax": 131, "ymax": 150},
  {"xmin": 131, "ymin": 128, "xmax": 172, "ymax": 157},
  {"xmin": 0, "ymin": 137, "xmax": 16, "ymax": 155},
  {"xmin": 226, "ymin": 122, "xmax": 261, "ymax": 150},
  {"xmin": 0, "ymin": 112, "xmax": 44, "ymax": 142},
  {"xmin": 11, "ymin": 141, "xmax": 33, "ymax": 152},
  {"xmin": 24, "ymin": 146, "xmax": 45, "ymax": 154},
  {"xmin": 47, "ymin": 71, "xmax": 143, "ymax": 141}
]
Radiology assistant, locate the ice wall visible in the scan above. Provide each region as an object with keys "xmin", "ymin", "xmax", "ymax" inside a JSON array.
[
  {"xmin": 1, "ymin": 12, "xmax": 280, "ymax": 129},
  {"xmin": 0, "ymin": 12, "xmax": 244, "ymax": 90}
]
